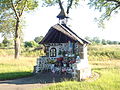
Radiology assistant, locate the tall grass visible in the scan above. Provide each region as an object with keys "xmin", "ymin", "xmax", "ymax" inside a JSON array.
[
  {"xmin": 0, "ymin": 48, "xmax": 45, "ymax": 57},
  {"xmin": 22, "ymin": 50, "xmax": 45, "ymax": 57},
  {"xmin": 0, "ymin": 49, "xmax": 14, "ymax": 56},
  {"xmin": 0, "ymin": 45, "xmax": 120, "ymax": 59},
  {"xmin": 88, "ymin": 45, "xmax": 120, "ymax": 60},
  {"xmin": 0, "ymin": 57, "xmax": 36, "ymax": 80}
]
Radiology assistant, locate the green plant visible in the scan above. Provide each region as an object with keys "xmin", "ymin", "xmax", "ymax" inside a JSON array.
[
  {"xmin": 24, "ymin": 41, "xmax": 39, "ymax": 48},
  {"xmin": 0, "ymin": 56, "xmax": 36, "ymax": 80},
  {"xmin": 88, "ymin": 45, "xmax": 120, "ymax": 60}
]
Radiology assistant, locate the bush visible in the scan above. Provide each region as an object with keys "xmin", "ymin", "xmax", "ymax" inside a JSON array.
[{"xmin": 24, "ymin": 41, "xmax": 39, "ymax": 48}]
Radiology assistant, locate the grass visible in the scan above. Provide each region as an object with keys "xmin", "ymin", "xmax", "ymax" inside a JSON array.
[
  {"xmin": 37, "ymin": 60, "xmax": 120, "ymax": 90},
  {"xmin": 0, "ymin": 48, "xmax": 45, "ymax": 57},
  {"xmin": 0, "ymin": 49, "xmax": 14, "ymax": 56},
  {"xmin": 1, "ymin": 45, "xmax": 120, "ymax": 58},
  {"xmin": 0, "ymin": 56, "xmax": 36, "ymax": 80},
  {"xmin": 88, "ymin": 45, "xmax": 120, "ymax": 60},
  {"xmin": 0, "ymin": 45, "xmax": 120, "ymax": 90}
]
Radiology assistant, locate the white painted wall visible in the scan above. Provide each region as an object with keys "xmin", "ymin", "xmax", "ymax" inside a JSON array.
[
  {"xmin": 83, "ymin": 44, "xmax": 88, "ymax": 59},
  {"xmin": 83, "ymin": 44, "xmax": 89, "ymax": 65}
]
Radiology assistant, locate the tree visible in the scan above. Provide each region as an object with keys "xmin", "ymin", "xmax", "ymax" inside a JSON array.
[
  {"xmin": 0, "ymin": 13, "xmax": 15, "ymax": 38},
  {"xmin": 113, "ymin": 41, "xmax": 119, "ymax": 44},
  {"xmin": 85, "ymin": 36, "xmax": 92, "ymax": 42},
  {"xmin": 92, "ymin": 37, "xmax": 101, "ymax": 44},
  {"xmin": 42, "ymin": 0, "xmax": 80, "ymax": 15},
  {"xmin": 34, "ymin": 36, "xmax": 43, "ymax": 43},
  {"xmin": 107, "ymin": 40, "xmax": 113, "ymax": 44},
  {"xmin": 42, "ymin": 0, "xmax": 120, "ymax": 27},
  {"xmin": 0, "ymin": 0, "xmax": 38, "ymax": 59},
  {"xmin": 102, "ymin": 39, "xmax": 107, "ymax": 45},
  {"xmin": 88, "ymin": 0, "xmax": 120, "ymax": 28},
  {"xmin": 2, "ymin": 37, "xmax": 11, "ymax": 47},
  {"xmin": 24, "ymin": 41, "xmax": 39, "ymax": 48},
  {"xmin": 119, "ymin": 42, "xmax": 120, "ymax": 45}
]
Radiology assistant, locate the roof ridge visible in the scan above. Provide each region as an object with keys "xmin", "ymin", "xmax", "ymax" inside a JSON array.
[
  {"xmin": 52, "ymin": 24, "xmax": 77, "ymax": 41},
  {"xmin": 60, "ymin": 24, "xmax": 90, "ymax": 44},
  {"xmin": 40, "ymin": 23, "xmax": 90, "ymax": 44},
  {"xmin": 58, "ymin": 24, "xmax": 84, "ymax": 44}
]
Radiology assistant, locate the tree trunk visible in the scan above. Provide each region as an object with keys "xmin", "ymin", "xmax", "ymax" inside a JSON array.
[{"xmin": 14, "ymin": 19, "xmax": 20, "ymax": 59}]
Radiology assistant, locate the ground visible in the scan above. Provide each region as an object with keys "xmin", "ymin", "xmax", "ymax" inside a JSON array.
[{"xmin": 0, "ymin": 72, "xmax": 72, "ymax": 90}]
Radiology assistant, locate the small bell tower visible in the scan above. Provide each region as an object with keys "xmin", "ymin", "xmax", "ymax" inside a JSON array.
[{"xmin": 57, "ymin": 9, "xmax": 69, "ymax": 25}]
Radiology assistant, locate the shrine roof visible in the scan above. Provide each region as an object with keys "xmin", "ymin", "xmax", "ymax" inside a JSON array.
[{"xmin": 39, "ymin": 24, "xmax": 90, "ymax": 44}]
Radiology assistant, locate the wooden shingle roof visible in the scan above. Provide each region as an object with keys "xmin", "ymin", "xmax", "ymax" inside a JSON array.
[{"xmin": 39, "ymin": 24, "xmax": 90, "ymax": 44}]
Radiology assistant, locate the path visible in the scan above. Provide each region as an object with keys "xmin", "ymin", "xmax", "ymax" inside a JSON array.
[{"xmin": 0, "ymin": 72, "xmax": 72, "ymax": 90}]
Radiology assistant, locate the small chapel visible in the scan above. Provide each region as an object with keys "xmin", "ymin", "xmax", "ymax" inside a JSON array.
[{"xmin": 34, "ymin": 9, "xmax": 91, "ymax": 81}]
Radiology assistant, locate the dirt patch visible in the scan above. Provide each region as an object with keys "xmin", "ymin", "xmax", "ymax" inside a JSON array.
[{"xmin": 0, "ymin": 84, "xmax": 46, "ymax": 90}]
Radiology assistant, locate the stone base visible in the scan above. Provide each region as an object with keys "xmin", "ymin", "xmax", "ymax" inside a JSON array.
[{"xmin": 76, "ymin": 66, "xmax": 91, "ymax": 81}]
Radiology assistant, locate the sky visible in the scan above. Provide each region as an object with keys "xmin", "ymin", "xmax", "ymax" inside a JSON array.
[
  {"xmin": 22, "ymin": 1, "xmax": 120, "ymax": 42},
  {"xmin": 23, "ymin": 2, "xmax": 120, "ymax": 41}
]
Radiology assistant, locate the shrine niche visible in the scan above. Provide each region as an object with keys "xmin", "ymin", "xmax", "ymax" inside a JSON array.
[{"xmin": 34, "ymin": 9, "xmax": 91, "ymax": 81}]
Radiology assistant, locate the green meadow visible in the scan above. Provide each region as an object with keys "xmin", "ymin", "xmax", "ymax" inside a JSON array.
[
  {"xmin": 0, "ymin": 45, "xmax": 120, "ymax": 90},
  {"xmin": 0, "ymin": 57, "xmax": 36, "ymax": 80},
  {"xmin": 37, "ymin": 45, "xmax": 120, "ymax": 90},
  {"xmin": 37, "ymin": 60, "xmax": 120, "ymax": 90}
]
